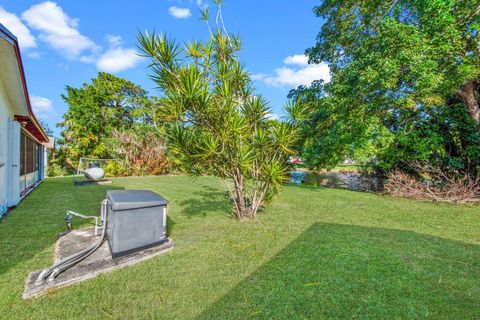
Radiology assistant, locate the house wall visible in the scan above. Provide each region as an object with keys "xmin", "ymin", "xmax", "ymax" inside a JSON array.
[
  {"xmin": 0, "ymin": 25, "xmax": 47, "ymax": 217},
  {"xmin": 0, "ymin": 76, "xmax": 14, "ymax": 214},
  {"xmin": 8, "ymin": 118, "xmax": 20, "ymax": 207}
]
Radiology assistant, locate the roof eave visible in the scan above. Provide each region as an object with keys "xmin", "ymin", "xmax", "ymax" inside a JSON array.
[{"xmin": 0, "ymin": 23, "xmax": 49, "ymax": 143}]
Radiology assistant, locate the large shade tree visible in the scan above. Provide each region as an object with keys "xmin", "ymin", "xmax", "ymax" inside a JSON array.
[
  {"xmin": 57, "ymin": 72, "xmax": 150, "ymax": 166},
  {"xmin": 139, "ymin": 2, "xmax": 297, "ymax": 219},
  {"xmin": 307, "ymin": 0, "xmax": 480, "ymax": 122},
  {"xmin": 297, "ymin": 0, "xmax": 480, "ymax": 173}
]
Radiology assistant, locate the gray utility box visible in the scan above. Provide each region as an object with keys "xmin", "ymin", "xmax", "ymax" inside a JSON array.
[{"xmin": 106, "ymin": 190, "xmax": 169, "ymax": 258}]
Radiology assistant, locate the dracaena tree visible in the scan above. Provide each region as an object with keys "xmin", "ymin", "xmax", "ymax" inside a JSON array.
[{"xmin": 138, "ymin": 2, "xmax": 297, "ymax": 219}]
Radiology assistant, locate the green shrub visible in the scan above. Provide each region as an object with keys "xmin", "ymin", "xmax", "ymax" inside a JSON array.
[
  {"xmin": 46, "ymin": 163, "xmax": 68, "ymax": 177},
  {"xmin": 104, "ymin": 161, "xmax": 128, "ymax": 177}
]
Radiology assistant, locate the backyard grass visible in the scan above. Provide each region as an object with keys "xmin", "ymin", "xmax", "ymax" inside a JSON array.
[
  {"xmin": 1, "ymin": 176, "xmax": 479, "ymax": 319},
  {"xmin": 330, "ymin": 164, "xmax": 368, "ymax": 172}
]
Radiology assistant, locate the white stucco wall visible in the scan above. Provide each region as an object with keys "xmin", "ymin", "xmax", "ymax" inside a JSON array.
[
  {"xmin": 0, "ymin": 77, "xmax": 11, "ymax": 213},
  {"xmin": 0, "ymin": 75, "xmax": 22, "ymax": 213}
]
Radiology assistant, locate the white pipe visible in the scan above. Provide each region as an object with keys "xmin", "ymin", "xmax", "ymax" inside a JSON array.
[{"xmin": 66, "ymin": 210, "xmax": 100, "ymax": 236}]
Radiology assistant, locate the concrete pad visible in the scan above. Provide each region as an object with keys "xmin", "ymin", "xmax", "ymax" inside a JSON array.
[
  {"xmin": 23, "ymin": 228, "xmax": 173, "ymax": 299},
  {"xmin": 74, "ymin": 179, "xmax": 112, "ymax": 186}
]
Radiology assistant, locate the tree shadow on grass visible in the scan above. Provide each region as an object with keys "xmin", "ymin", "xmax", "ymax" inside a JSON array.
[
  {"xmin": 0, "ymin": 179, "xmax": 124, "ymax": 278},
  {"xmin": 197, "ymin": 223, "xmax": 480, "ymax": 319},
  {"xmin": 178, "ymin": 186, "xmax": 232, "ymax": 218}
]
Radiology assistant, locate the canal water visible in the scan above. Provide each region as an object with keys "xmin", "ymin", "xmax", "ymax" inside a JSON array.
[{"xmin": 290, "ymin": 170, "xmax": 384, "ymax": 193}]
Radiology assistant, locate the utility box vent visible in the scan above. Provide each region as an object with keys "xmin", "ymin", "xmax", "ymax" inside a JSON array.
[{"xmin": 106, "ymin": 190, "xmax": 168, "ymax": 258}]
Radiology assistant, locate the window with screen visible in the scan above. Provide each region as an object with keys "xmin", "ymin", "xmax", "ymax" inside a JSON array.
[
  {"xmin": 20, "ymin": 131, "xmax": 39, "ymax": 175},
  {"xmin": 20, "ymin": 132, "xmax": 25, "ymax": 175}
]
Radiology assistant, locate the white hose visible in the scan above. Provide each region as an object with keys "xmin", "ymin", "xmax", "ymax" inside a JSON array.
[{"xmin": 36, "ymin": 200, "xmax": 109, "ymax": 285}]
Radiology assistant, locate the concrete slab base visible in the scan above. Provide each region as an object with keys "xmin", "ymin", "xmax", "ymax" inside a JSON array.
[
  {"xmin": 74, "ymin": 179, "xmax": 112, "ymax": 186},
  {"xmin": 23, "ymin": 228, "xmax": 174, "ymax": 299}
]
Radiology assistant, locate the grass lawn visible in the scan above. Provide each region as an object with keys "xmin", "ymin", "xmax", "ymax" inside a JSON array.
[
  {"xmin": 1, "ymin": 176, "xmax": 479, "ymax": 319},
  {"xmin": 330, "ymin": 164, "xmax": 368, "ymax": 172}
]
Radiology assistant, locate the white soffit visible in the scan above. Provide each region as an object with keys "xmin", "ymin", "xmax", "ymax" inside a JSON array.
[{"xmin": 0, "ymin": 34, "xmax": 29, "ymax": 117}]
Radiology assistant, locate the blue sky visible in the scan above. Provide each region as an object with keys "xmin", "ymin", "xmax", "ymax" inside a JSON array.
[{"xmin": 0, "ymin": 0, "xmax": 329, "ymax": 136}]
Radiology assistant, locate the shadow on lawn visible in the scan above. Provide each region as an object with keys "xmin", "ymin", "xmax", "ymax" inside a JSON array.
[
  {"xmin": 197, "ymin": 223, "xmax": 480, "ymax": 319},
  {"xmin": 179, "ymin": 186, "xmax": 232, "ymax": 218},
  {"xmin": 0, "ymin": 180, "xmax": 124, "ymax": 277}
]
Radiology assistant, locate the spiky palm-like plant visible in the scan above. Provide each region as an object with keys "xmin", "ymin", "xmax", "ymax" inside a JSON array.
[{"xmin": 138, "ymin": 2, "xmax": 298, "ymax": 219}]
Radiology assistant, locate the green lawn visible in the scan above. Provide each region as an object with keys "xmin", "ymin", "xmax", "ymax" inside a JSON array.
[
  {"xmin": 330, "ymin": 164, "xmax": 368, "ymax": 172},
  {"xmin": 1, "ymin": 176, "xmax": 479, "ymax": 319}
]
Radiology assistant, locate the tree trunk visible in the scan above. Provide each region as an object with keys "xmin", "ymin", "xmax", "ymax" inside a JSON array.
[
  {"xmin": 457, "ymin": 80, "xmax": 480, "ymax": 123},
  {"xmin": 231, "ymin": 169, "xmax": 258, "ymax": 219}
]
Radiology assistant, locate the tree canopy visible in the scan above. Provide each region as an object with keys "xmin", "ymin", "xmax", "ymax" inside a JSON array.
[
  {"xmin": 296, "ymin": 0, "xmax": 480, "ymax": 174},
  {"xmin": 307, "ymin": 0, "xmax": 480, "ymax": 122},
  {"xmin": 57, "ymin": 72, "xmax": 151, "ymax": 166}
]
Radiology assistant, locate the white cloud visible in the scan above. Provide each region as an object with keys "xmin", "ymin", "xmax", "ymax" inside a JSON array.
[
  {"xmin": 96, "ymin": 47, "xmax": 143, "ymax": 73},
  {"xmin": 283, "ymin": 54, "xmax": 308, "ymax": 66},
  {"xmin": 254, "ymin": 54, "xmax": 330, "ymax": 88},
  {"xmin": 106, "ymin": 34, "xmax": 122, "ymax": 47},
  {"xmin": 30, "ymin": 95, "xmax": 54, "ymax": 119},
  {"xmin": 265, "ymin": 64, "xmax": 330, "ymax": 87},
  {"xmin": 266, "ymin": 113, "xmax": 280, "ymax": 121},
  {"xmin": 21, "ymin": 1, "xmax": 98, "ymax": 59},
  {"xmin": 251, "ymin": 73, "xmax": 268, "ymax": 81},
  {"xmin": 196, "ymin": 0, "xmax": 208, "ymax": 9},
  {"xmin": 0, "ymin": 7, "xmax": 36, "ymax": 49},
  {"xmin": 168, "ymin": 6, "xmax": 191, "ymax": 19}
]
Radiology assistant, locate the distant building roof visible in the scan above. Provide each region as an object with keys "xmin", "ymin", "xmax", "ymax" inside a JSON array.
[{"xmin": 43, "ymin": 136, "xmax": 55, "ymax": 149}]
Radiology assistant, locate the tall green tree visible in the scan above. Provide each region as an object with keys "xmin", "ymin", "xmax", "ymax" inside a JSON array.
[
  {"xmin": 139, "ymin": 2, "xmax": 297, "ymax": 219},
  {"xmin": 307, "ymin": 0, "xmax": 480, "ymax": 122},
  {"xmin": 39, "ymin": 120, "xmax": 54, "ymax": 136},
  {"xmin": 288, "ymin": 81, "xmax": 390, "ymax": 169},
  {"xmin": 57, "ymin": 72, "xmax": 150, "ymax": 166},
  {"xmin": 297, "ymin": 0, "xmax": 480, "ymax": 172}
]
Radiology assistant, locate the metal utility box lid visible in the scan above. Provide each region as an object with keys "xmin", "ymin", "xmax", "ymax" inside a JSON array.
[{"xmin": 107, "ymin": 190, "xmax": 169, "ymax": 211}]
